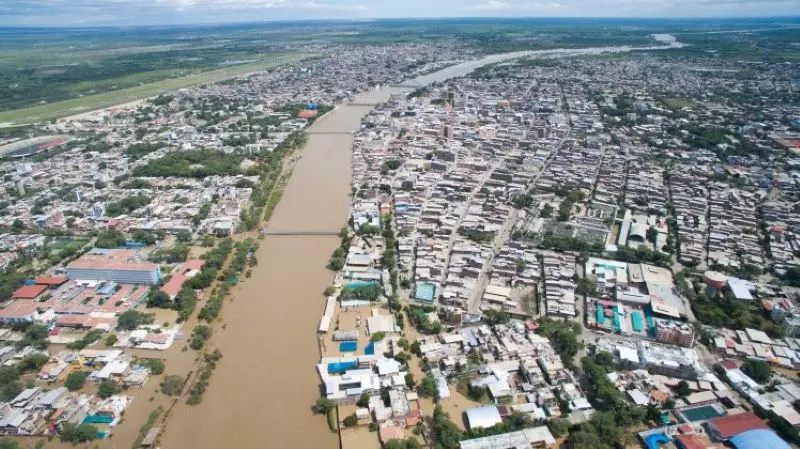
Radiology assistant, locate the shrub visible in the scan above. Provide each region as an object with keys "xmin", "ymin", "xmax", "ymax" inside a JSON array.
[{"xmin": 343, "ymin": 414, "xmax": 358, "ymax": 427}]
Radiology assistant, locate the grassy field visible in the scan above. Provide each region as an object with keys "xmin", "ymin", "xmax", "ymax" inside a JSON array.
[{"xmin": 0, "ymin": 54, "xmax": 310, "ymax": 125}]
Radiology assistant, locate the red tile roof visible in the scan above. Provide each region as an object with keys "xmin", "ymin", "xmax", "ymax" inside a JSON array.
[
  {"xmin": 66, "ymin": 250, "xmax": 158, "ymax": 272},
  {"xmin": 708, "ymin": 412, "xmax": 769, "ymax": 439},
  {"xmin": 12, "ymin": 284, "xmax": 48, "ymax": 300},
  {"xmin": 0, "ymin": 300, "xmax": 39, "ymax": 320},
  {"xmin": 298, "ymin": 110, "xmax": 318, "ymax": 119},
  {"xmin": 160, "ymin": 273, "xmax": 186, "ymax": 298},
  {"xmin": 35, "ymin": 276, "xmax": 68, "ymax": 286},
  {"xmin": 677, "ymin": 434, "xmax": 706, "ymax": 449}
]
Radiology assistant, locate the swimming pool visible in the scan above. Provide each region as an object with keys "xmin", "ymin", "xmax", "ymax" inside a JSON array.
[
  {"xmin": 645, "ymin": 433, "xmax": 671, "ymax": 449},
  {"xmin": 82, "ymin": 415, "xmax": 114, "ymax": 424},
  {"xmin": 339, "ymin": 341, "xmax": 358, "ymax": 352},
  {"xmin": 679, "ymin": 405, "xmax": 725, "ymax": 422},
  {"xmin": 327, "ymin": 361, "xmax": 357, "ymax": 374}
]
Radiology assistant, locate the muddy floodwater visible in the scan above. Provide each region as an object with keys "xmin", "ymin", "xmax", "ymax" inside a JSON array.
[{"xmin": 158, "ymin": 89, "xmax": 391, "ymax": 449}]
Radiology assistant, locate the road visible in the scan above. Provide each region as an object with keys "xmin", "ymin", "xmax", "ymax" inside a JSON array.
[{"xmin": 466, "ymin": 99, "xmax": 573, "ymax": 315}]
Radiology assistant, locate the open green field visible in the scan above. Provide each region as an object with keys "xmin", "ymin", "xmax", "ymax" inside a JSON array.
[{"xmin": 0, "ymin": 54, "xmax": 310, "ymax": 125}]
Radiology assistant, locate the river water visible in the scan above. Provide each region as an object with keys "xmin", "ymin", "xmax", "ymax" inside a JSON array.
[
  {"xmin": 158, "ymin": 91, "xmax": 390, "ymax": 449},
  {"xmin": 155, "ymin": 39, "xmax": 683, "ymax": 449}
]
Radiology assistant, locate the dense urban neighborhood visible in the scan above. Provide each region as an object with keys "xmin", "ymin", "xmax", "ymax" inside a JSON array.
[{"xmin": 1, "ymin": 20, "xmax": 800, "ymax": 449}]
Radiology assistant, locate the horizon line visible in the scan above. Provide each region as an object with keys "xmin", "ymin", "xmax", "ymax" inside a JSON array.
[{"xmin": 1, "ymin": 15, "xmax": 800, "ymax": 30}]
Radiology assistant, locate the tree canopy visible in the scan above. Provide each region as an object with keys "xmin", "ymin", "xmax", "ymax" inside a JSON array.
[{"xmin": 742, "ymin": 359, "xmax": 772, "ymax": 384}]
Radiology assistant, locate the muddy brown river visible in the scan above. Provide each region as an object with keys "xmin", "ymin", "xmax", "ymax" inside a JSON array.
[{"xmin": 157, "ymin": 89, "xmax": 391, "ymax": 449}]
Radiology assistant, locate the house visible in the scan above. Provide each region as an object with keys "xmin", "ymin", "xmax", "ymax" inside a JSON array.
[
  {"xmin": 465, "ymin": 406, "xmax": 502, "ymax": 430},
  {"xmin": 460, "ymin": 426, "xmax": 556, "ymax": 449},
  {"xmin": 12, "ymin": 284, "xmax": 48, "ymax": 300},
  {"xmin": 707, "ymin": 412, "xmax": 769, "ymax": 440}
]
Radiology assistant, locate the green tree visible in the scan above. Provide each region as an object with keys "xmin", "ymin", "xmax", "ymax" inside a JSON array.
[
  {"xmin": 10, "ymin": 219, "xmax": 24, "ymax": 233},
  {"xmin": 742, "ymin": 359, "xmax": 773, "ymax": 384},
  {"xmin": 160, "ymin": 375, "xmax": 184, "ymax": 396},
  {"xmin": 645, "ymin": 404, "xmax": 662, "ymax": 423},
  {"xmin": 674, "ymin": 380, "xmax": 692, "ymax": 398},
  {"xmin": 432, "ymin": 406, "xmax": 463, "ymax": 449},
  {"xmin": 95, "ymin": 229, "xmax": 126, "ymax": 248},
  {"xmin": 64, "ymin": 371, "xmax": 87, "ymax": 391},
  {"xmin": 117, "ymin": 310, "xmax": 154, "ymax": 330},
  {"xmin": 189, "ymin": 325, "xmax": 212, "ymax": 350},
  {"xmin": 25, "ymin": 324, "xmax": 50, "ymax": 342},
  {"xmin": 312, "ymin": 397, "xmax": 335, "ymax": 415},
  {"xmin": 18, "ymin": 353, "xmax": 49, "ymax": 372},
  {"xmin": 0, "ymin": 381, "xmax": 21, "ymax": 402},
  {"xmin": 405, "ymin": 372, "xmax": 415, "ymax": 388},
  {"xmin": 577, "ymin": 277, "xmax": 597, "ymax": 296},
  {"xmin": 371, "ymin": 332, "xmax": 386, "ymax": 342},
  {"xmin": 97, "ymin": 379, "xmax": 120, "ymax": 399},
  {"xmin": 140, "ymin": 358, "xmax": 165, "ymax": 375},
  {"xmin": 104, "ymin": 334, "xmax": 118, "ymax": 346},
  {"xmin": 357, "ymin": 392, "xmax": 370, "ymax": 408},
  {"xmin": 59, "ymin": 423, "xmax": 98, "ymax": 443},
  {"xmin": 147, "ymin": 289, "xmax": 171, "ymax": 308},
  {"xmin": 547, "ymin": 418, "xmax": 570, "ymax": 437},
  {"xmin": 646, "ymin": 226, "xmax": 659, "ymax": 245},
  {"xmin": 593, "ymin": 351, "xmax": 615, "ymax": 371},
  {"xmin": 385, "ymin": 439, "xmax": 423, "ymax": 449},
  {"xmin": 540, "ymin": 203, "xmax": 554, "ymax": 218},
  {"xmin": 418, "ymin": 374, "xmax": 438, "ymax": 399},
  {"xmin": 484, "ymin": 309, "xmax": 510, "ymax": 325}
]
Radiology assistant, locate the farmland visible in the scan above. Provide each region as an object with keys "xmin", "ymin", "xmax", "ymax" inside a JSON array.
[{"xmin": 0, "ymin": 54, "xmax": 309, "ymax": 125}]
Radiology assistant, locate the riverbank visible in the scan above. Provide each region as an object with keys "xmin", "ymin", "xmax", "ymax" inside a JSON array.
[{"xmin": 154, "ymin": 90, "xmax": 389, "ymax": 449}]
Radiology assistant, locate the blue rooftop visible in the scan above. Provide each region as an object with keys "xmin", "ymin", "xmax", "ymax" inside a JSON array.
[{"xmin": 730, "ymin": 430, "xmax": 791, "ymax": 449}]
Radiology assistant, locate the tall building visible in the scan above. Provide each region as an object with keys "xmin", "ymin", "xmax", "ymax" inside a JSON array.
[{"xmin": 655, "ymin": 319, "xmax": 696, "ymax": 347}]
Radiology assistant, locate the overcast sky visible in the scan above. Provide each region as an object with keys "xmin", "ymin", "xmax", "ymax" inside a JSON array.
[{"xmin": 1, "ymin": 0, "xmax": 799, "ymax": 26}]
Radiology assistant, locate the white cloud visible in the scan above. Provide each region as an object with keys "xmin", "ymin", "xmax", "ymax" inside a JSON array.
[
  {"xmin": 466, "ymin": 0, "xmax": 567, "ymax": 11},
  {"xmin": 467, "ymin": 0, "xmax": 512, "ymax": 10},
  {"xmin": 1, "ymin": 0, "xmax": 800, "ymax": 24}
]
